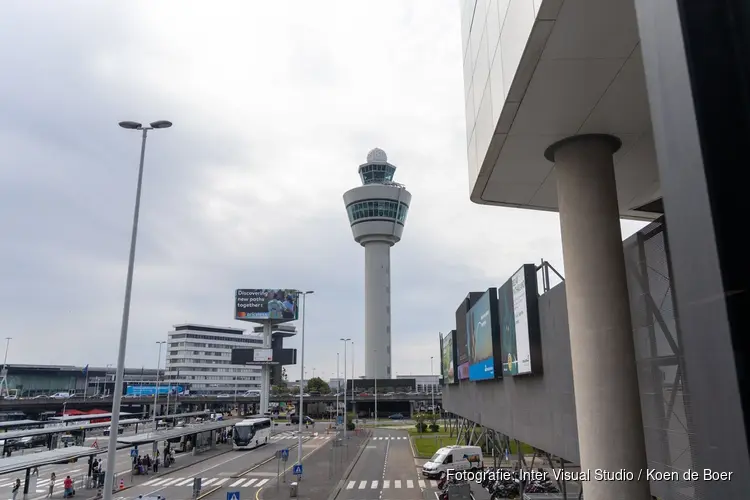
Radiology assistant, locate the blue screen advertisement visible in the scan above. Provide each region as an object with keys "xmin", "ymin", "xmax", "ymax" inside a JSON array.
[
  {"xmin": 467, "ymin": 290, "xmax": 496, "ymax": 381},
  {"xmin": 126, "ymin": 385, "xmax": 183, "ymax": 396}
]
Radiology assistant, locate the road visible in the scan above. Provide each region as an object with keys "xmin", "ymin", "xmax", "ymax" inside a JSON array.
[
  {"xmin": 107, "ymin": 426, "xmax": 332, "ymax": 500},
  {"xmin": 337, "ymin": 428, "xmax": 439, "ymax": 500}
]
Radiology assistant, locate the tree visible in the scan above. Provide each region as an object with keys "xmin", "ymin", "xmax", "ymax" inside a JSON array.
[
  {"xmin": 428, "ymin": 411, "xmax": 440, "ymax": 432},
  {"xmin": 415, "ymin": 413, "xmax": 428, "ymax": 433},
  {"xmin": 306, "ymin": 377, "xmax": 331, "ymax": 394},
  {"xmin": 289, "ymin": 385, "xmax": 300, "ymax": 395}
]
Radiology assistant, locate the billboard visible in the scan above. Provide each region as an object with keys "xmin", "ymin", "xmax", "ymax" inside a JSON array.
[
  {"xmin": 500, "ymin": 264, "xmax": 543, "ymax": 376},
  {"xmin": 456, "ymin": 292, "xmax": 483, "ymax": 380},
  {"xmin": 253, "ymin": 348, "xmax": 273, "ymax": 362},
  {"xmin": 235, "ymin": 289, "xmax": 299, "ymax": 322},
  {"xmin": 125, "ymin": 385, "xmax": 183, "ymax": 396},
  {"xmin": 442, "ymin": 331, "xmax": 456, "ymax": 384},
  {"xmin": 231, "ymin": 348, "xmax": 297, "ymax": 365},
  {"xmin": 467, "ymin": 288, "xmax": 499, "ymax": 381}
]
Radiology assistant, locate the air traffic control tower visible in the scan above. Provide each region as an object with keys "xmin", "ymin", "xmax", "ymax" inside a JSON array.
[{"xmin": 344, "ymin": 148, "xmax": 412, "ymax": 379}]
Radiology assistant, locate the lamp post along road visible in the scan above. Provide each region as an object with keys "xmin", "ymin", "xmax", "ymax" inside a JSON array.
[
  {"xmin": 153, "ymin": 341, "xmax": 165, "ymax": 429},
  {"xmin": 430, "ymin": 356, "xmax": 435, "ymax": 413},
  {"xmin": 374, "ymin": 349, "xmax": 378, "ymax": 426},
  {"xmin": 341, "ymin": 338, "xmax": 350, "ymax": 440},
  {"xmin": 336, "ymin": 353, "xmax": 340, "ymax": 423},
  {"xmin": 297, "ymin": 290, "xmax": 314, "ymax": 469},
  {"xmin": 103, "ymin": 120, "xmax": 171, "ymax": 500}
]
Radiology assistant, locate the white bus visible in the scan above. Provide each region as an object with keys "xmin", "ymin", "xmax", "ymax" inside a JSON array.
[{"xmin": 232, "ymin": 418, "xmax": 272, "ymax": 450}]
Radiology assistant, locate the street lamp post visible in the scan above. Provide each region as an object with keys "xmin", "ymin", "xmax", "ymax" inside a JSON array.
[
  {"xmin": 430, "ymin": 356, "xmax": 435, "ymax": 413},
  {"xmin": 153, "ymin": 341, "xmax": 166, "ymax": 429},
  {"xmin": 351, "ymin": 341, "xmax": 355, "ymax": 418},
  {"xmin": 0, "ymin": 337, "xmax": 11, "ymax": 397},
  {"xmin": 104, "ymin": 119, "xmax": 172, "ymax": 500},
  {"xmin": 336, "ymin": 353, "xmax": 340, "ymax": 424},
  {"xmin": 297, "ymin": 290, "xmax": 314, "ymax": 470},
  {"xmin": 374, "ymin": 349, "xmax": 378, "ymax": 427},
  {"xmin": 340, "ymin": 338, "xmax": 351, "ymax": 440}
]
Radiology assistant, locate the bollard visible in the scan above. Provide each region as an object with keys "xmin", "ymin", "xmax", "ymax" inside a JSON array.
[{"xmin": 290, "ymin": 482, "xmax": 298, "ymax": 498}]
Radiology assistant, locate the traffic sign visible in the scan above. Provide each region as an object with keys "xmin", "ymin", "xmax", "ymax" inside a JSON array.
[
  {"xmin": 281, "ymin": 448, "xmax": 289, "ymax": 462},
  {"xmin": 130, "ymin": 449, "xmax": 137, "ymax": 457},
  {"xmin": 293, "ymin": 464, "xmax": 303, "ymax": 476},
  {"xmin": 91, "ymin": 440, "xmax": 99, "ymax": 449},
  {"xmin": 227, "ymin": 492, "xmax": 240, "ymax": 500}
]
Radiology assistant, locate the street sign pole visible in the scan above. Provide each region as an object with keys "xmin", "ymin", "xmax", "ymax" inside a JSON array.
[{"xmin": 277, "ymin": 453, "xmax": 280, "ymax": 490}]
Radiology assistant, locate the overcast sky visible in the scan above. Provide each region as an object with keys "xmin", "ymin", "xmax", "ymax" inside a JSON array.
[{"xmin": 0, "ymin": 1, "xmax": 645, "ymax": 380}]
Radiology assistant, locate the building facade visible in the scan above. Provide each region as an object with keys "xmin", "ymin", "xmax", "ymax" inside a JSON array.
[
  {"xmin": 2, "ymin": 365, "xmax": 163, "ymax": 397},
  {"xmin": 455, "ymin": 1, "xmax": 750, "ymax": 499},
  {"xmin": 166, "ymin": 323, "xmax": 262, "ymax": 396},
  {"xmin": 343, "ymin": 148, "xmax": 412, "ymax": 379}
]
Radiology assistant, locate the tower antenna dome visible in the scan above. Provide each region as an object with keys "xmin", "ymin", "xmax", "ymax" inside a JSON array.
[{"xmin": 367, "ymin": 148, "xmax": 388, "ymax": 163}]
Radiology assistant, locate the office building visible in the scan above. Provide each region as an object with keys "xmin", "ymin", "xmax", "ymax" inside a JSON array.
[
  {"xmin": 343, "ymin": 148, "xmax": 412, "ymax": 379},
  {"xmin": 452, "ymin": 1, "xmax": 750, "ymax": 499},
  {"xmin": 166, "ymin": 323, "xmax": 262, "ymax": 396}
]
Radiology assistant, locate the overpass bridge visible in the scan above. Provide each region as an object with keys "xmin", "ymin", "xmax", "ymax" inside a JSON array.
[{"xmin": 0, "ymin": 393, "xmax": 442, "ymax": 416}]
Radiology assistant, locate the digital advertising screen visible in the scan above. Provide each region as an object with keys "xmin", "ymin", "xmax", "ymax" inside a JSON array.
[
  {"xmin": 442, "ymin": 331, "xmax": 455, "ymax": 384},
  {"xmin": 500, "ymin": 264, "xmax": 543, "ymax": 376},
  {"xmin": 235, "ymin": 289, "xmax": 299, "ymax": 322},
  {"xmin": 253, "ymin": 348, "xmax": 273, "ymax": 362},
  {"xmin": 467, "ymin": 288, "xmax": 499, "ymax": 381},
  {"xmin": 455, "ymin": 299, "xmax": 470, "ymax": 380}
]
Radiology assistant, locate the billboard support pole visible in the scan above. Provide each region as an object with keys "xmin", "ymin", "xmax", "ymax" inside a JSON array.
[{"xmin": 260, "ymin": 322, "xmax": 273, "ymax": 416}]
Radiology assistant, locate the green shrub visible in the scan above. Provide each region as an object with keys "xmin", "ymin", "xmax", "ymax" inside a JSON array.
[
  {"xmin": 346, "ymin": 422, "xmax": 355, "ymax": 431},
  {"xmin": 415, "ymin": 422, "xmax": 428, "ymax": 432},
  {"xmin": 429, "ymin": 424, "xmax": 440, "ymax": 432}
]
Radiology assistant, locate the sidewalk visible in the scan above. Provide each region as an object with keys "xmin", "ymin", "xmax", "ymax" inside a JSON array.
[
  {"xmin": 81, "ymin": 443, "xmax": 235, "ymax": 499},
  {"xmin": 258, "ymin": 432, "xmax": 370, "ymax": 500}
]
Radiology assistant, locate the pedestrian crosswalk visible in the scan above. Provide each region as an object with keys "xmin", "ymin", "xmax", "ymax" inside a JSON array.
[
  {"xmin": 344, "ymin": 479, "xmax": 439, "ymax": 490},
  {"xmin": 371, "ymin": 436, "xmax": 408, "ymax": 440},
  {"xmin": 140, "ymin": 476, "xmax": 436, "ymax": 491},
  {"xmin": 269, "ymin": 432, "xmax": 331, "ymax": 441},
  {"xmin": 141, "ymin": 477, "xmax": 273, "ymax": 488}
]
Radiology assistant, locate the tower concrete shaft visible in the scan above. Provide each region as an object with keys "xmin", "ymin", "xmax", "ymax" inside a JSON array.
[{"xmin": 364, "ymin": 241, "xmax": 391, "ymax": 379}]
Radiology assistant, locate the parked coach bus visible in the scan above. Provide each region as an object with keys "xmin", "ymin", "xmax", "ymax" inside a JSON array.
[{"xmin": 232, "ymin": 418, "xmax": 272, "ymax": 450}]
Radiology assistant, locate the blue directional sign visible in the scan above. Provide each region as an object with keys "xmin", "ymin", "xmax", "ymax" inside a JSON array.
[
  {"xmin": 281, "ymin": 449, "xmax": 289, "ymax": 461},
  {"xmin": 130, "ymin": 449, "xmax": 137, "ymax": 457},
  {"xmin": 337, "ymin": 415, "xmax": 343, "ymax": 425},
  {"xmin": 293, "ymin": 464, "xmax": 303, "ymax": 476},
  {"xmin": 227, "ymin": 492, "xmax": 240, "ymax": 500}
]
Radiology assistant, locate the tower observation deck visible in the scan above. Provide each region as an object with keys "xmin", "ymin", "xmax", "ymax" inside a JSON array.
[{"xmin": 343, "ymin": 148, "xmax": 412, "ymax": 379}]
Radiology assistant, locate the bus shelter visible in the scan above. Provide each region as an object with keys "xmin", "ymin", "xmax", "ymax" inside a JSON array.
[
  {"xmin": 0, "ymin": 418, "xmax": 147, "ymax": 454},
  {"xmin": 0, "ymin": 445, "xmax": 114, "ymax": 499},
  {"xmin": 117, "ymin": 419, "xmax": 240, "ymax": 464}
]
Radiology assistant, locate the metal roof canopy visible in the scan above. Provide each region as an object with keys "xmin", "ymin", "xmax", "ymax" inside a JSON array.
[
  {"xmin": 155, "ymin": 411, "xmax": 210, "ymax": 420},
  {"xmin": 0, "ymin": 419, "xmax": 146, "ymax": 440},
  {"xmin": 48, "ymin": 412, "xmax": 134, "ymax": 423},
  {"xmin": 0, "ymin": 446, "xmax": 104, "ymax": 476},
  {"xmin": 0, "ymin": 419, "xmax": 43, "ymax": 429},
  {"xmin": 117, "ymin": 419, "xmax": 241, "ymax": 446}
]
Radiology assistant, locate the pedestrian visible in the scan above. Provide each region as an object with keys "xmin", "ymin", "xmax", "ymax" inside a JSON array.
[
  {"xmin": 12, "ymin": 479, "xmax": 20, "ymax": 500},
  {"xmin": 48, "ymin": 473, "xmax": 56, "ymax": 498},
  {"xmin": 63, "ymin": 475, "xmax": 73, "ymax": 498}
]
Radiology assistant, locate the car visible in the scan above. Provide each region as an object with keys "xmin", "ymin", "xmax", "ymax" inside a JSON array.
[
  {"xmin": 290, "ymin": 415, "xmax": 314, "ymax": 425},
  {"xmin": 388, "ymin": 413, "xmax": 404, "ymax": 420},
  {"xmin": 216, "ymin": 394, "xmax": 232, "ymax": 398}
]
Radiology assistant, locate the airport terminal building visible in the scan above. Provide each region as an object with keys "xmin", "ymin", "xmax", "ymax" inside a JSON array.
[{"xmin": 444, "ymin": 1, "xmax": 749, "ymax": 499}]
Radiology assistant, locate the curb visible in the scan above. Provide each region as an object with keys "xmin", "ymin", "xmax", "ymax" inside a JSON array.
[{"xmin": 326, "ymin": 430, "xmax": 372, "ymax": 500}]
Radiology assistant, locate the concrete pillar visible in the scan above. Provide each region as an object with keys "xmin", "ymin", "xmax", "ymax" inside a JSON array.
[
  {"xmin": 364, "ymin": 241, "xmax": 392, "ymax": 379},
  {"xmin": 545, "ymin": 134, "xmax": 651, "ymax": 500}
]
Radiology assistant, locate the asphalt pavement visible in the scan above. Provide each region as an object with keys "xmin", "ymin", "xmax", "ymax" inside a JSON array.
[{"xmin": 336, "ymin": 428, "xmax": 440, "ymax": 500}]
